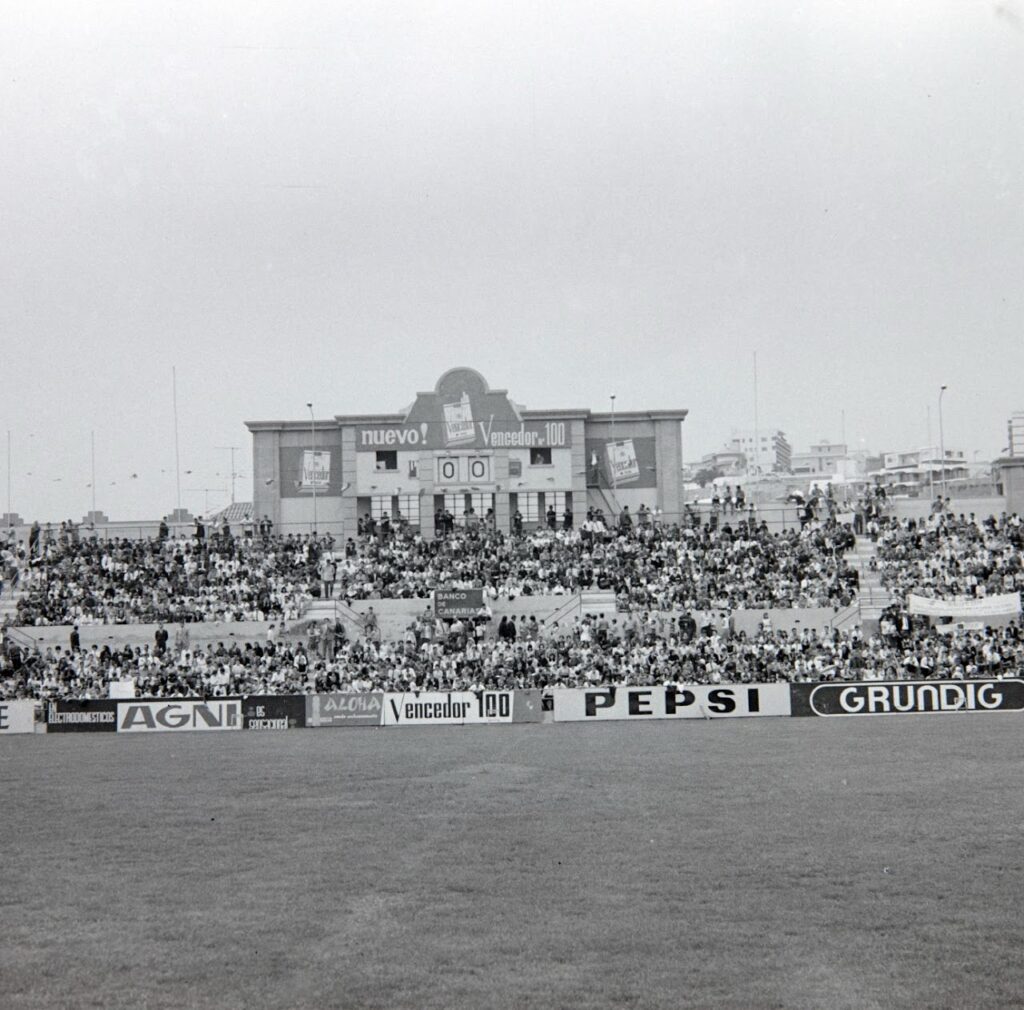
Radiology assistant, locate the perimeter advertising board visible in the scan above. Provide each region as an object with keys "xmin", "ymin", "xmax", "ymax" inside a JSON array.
[
  {"xmin": 381, "ymin": 691, "xmax": 515, "ymax": 726},
  {"xmin": 551, "ymin": 685, "xmax": 791, "ymax": 721},
  {"xmin": 0, "ymin": 699, "xmax": 37, "ymax": 734},
  {"xmin": 243, "ymin": 695, "xmax": 306, "ymax": 730},
  {"xmin": 790, "ymin": 680, "xmax": 1024, "ymax": 717},
  {"xmin": 116, "ymin": 699, "xmax": 242, "ymax": 733},
  {"xmin": 306, "ymin": 693, "xmax": 383, "ymax": 728},
  {"xmin": 46, "ymin": 699, "xmax": 118, "ymax": 733}
]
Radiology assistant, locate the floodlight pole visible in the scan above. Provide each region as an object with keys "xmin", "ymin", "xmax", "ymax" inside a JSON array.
[
  {"xmin": 938, "ymin": 384, "xmax": 948, "ymax": 498},
  {"xmin": 307, "ymin": 403, "xmax": 317, "ymax": 535},
  {"xmin": 610, "ymin": 394, "xmax": 617, "ymax": 513}
]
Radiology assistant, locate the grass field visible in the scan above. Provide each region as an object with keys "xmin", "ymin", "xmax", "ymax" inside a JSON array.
[{"xmin": 3, "ymin": 717, "xmax": 1024, "ymax": 1010}]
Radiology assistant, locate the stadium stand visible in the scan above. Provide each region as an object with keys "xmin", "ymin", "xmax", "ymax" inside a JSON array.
[{"xmin": 2, "ymin": 504, "xmax": 1022, "ymax": 700}]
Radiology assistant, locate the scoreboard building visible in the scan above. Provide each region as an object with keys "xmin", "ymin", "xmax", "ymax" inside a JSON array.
[{"xmin": 246, "ymin": 368, "xmax": 687, "ymax": 538}]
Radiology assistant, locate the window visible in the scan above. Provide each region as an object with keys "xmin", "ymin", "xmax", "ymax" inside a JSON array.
[
  {"xmin": 370, "ymin": 494, "xmax": 420, "ymax": 525},
  {"xmin": 529, "ymin": 447, "xmax": 552, "ymax": 466},
  {"xmin": 516, "ymin": 491, "xmax": 568, "ymax": 524},
  {"xmin": 443, "ymin": 492, "xmax": 494, "ymax": 523},
  {"xmin": 375, "ymin": 451, "xmax": 397, "ymax": 471}
]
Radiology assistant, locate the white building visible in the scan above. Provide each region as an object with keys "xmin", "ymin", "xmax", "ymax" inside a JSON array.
[
  {"xmin": 1008, "ymin": 411, "xmax": 1024, "ymax": 457},
  {"xmin": 730, "ymin": 429, "xmax": 791, "ymax": 474}
]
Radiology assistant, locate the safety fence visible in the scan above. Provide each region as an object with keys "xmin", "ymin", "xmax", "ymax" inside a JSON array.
[{"xmin": 2, "ymin": 679, "xmax": 1024, "ymax": 735}]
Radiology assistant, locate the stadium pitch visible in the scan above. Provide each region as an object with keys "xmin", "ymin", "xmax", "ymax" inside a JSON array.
[{"xmin": 3, "ymin": 717, "xmax": 1023, "ymax": 1010}]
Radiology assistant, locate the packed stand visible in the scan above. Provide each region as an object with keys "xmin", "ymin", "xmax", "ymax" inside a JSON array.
[
  {"xmin": 4, "ymin": 602, "xmax": 1021, "ymax": 702},
  {"xmin": 336, "ymin": 509, "xmax": 859, "ymax": 611},
  {"xmin": 874, "ymin": 510, "xmax": 1024, "ymax": 602},
  {"xmin": 12, "ymin": 519, "xmax": 322, "ymax": 626}
]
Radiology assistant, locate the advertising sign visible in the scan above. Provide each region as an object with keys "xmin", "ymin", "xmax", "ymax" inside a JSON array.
[
  {"xmin": 381, "ymin": 691, "xmax": 515, "ymax": 726},
  {"xmin": 907, "ymin": 592, "xmax": 1021, "ymax": 620},
  {"xmin": 0, "ymin": 699, "xmax": 37, "ymax": 734},
  {"xmin": 607, "ymin": 439, "xmax": 641, "ymax": 484},
  {"xmin": 242, "ymin": 695, "xmax": 306, "ymax": 730},
  {"xmin": 790, "ymin": 680, "xmax": 1024, "ymax": 717},
  {"xmin": 434, "ymin": 589, "xmax": 486, "ymax": 619},
  {"xmin": 300, "ymin": 450, "xmax": 331, "ymax": 492},
  {"xmin": 585, "ymin": 437, "xmax": 657, "ymax": 489},
  {"xmin": 116, "ymin": 699, "xmax": 242, "ymax": 733},
  {"xmin": 512, "ymin": 690, "xmax": 544, "ymax": 723},
  {"xmin": 46, "ymin": 699, "xmax": 118, "ymax": 733},
  {"xmin": 551, "ymin": 685, "xmax": 792, "ymax": 722},
  {"xmin": 354, "ymin": 368, "xmax": 570, "ymax": 452},
  {"xmin": 279, "ymin": 446, "xmax": 342, "ymax": 499},
  {"xmin": 305, "ymin": 693, "xmax": 383, "ymax": 728}
]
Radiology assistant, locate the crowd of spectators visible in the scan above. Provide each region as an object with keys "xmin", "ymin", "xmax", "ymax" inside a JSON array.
[
  {"xmin": 11, "ymin": 525, "xmax": 320, "ymax": 625},
  {"xmin": 3, "ymin": 604, "xmax": 1022, "ymax": 701},
  {"xmin": 5, "ymin": 510, "xmax": 858, "ymax": 625},
  {"xmin": 874, "ymin": 511, "xmax": 1024, "ymax": 601},
  {"xmin": 3, "ymin": 500, "xmax": 1024, "ymax": 701},
  {"xmin": 331, "ymin": 511, "xmax": 859, "ymax": 610}
]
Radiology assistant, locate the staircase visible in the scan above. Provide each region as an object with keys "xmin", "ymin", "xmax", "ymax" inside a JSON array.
[
  {"xmin": 0, "ymin": 580, "xmax": 26, "ymax": 627},
  {"xmin": 586, "ymin": 487, "xmax": 623, "ymax": 521},
  {"xmin": 292, "ymin": 597, "xmax": 367, "ymax": 640},
  {"xmin": 847, "ymin": 535, "xmax": 893, "ymax": 629},
  {"xmin": 581, "ymin": 589, "xmax": 618, "ymax": 618}
]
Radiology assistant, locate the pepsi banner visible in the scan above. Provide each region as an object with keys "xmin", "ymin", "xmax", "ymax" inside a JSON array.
[
  {"xmin": 551, "ymin": 685, "xmax": 791, "ymax": 722},
  {"xmin": 790, "ymin": 680, "xmax": 1024, "ymax": 717}
]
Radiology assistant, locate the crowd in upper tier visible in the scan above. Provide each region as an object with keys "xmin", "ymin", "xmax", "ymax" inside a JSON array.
[
  {"xmin": 3, "ymin": 509, "xmax": 859, "ymax": 627},
  {"xmin": 874, "ymin": 511, "xmax": 1024, "ymax": 601},
  {"xmin": 2, "ymin": 602, "xmax": 1022, "ymax": 701}
]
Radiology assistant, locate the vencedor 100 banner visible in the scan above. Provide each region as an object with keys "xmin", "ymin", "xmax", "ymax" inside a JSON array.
[
  {"xmin": 381, "ymin": 691, "xmax": 516, "ymax": 726},
  {"xmin": 552, "ymin": 685, "xmax": 792, "ymax": 721}
]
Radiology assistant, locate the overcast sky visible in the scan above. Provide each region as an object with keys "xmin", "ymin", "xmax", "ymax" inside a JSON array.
[{"xmin": 3, "ymin": 1, "xmax": 1022, "ymax": 521}]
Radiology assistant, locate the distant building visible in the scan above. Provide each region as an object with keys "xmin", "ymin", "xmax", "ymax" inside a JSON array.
[
  {"xmin": 730, "ymin": 429, "xmax": 791, "ymax": 474},
  {"xmin": 790, "ymin": 441, "xmax": 848, "ymax": 476},
  {"xmin": 698, "ymin": 448, "xmax": 747, "ymax": 476},
  {"xmin": 877, "ymin": 446, "xmax": 968, "ymax": 492},
  {"xmin": 1008, "ymin": 411, "xmax": 1024, "ymax": 457}
]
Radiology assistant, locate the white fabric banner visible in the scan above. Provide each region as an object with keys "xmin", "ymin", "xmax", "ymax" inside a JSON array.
[{"xmin": 907, "ymin": 592, "xmax": 1021, "ymax": 619}]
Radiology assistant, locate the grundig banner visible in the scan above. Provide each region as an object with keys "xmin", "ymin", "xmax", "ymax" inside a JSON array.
[
  {"xmin": 907, "ymin": 592, "xmax": 1021, "ymax": 620},
  {"xmin": 551, "ymin": 685, "xmax": 792, "ymax": 721},
  {"xmin": 789, "ymin": 680, "xmax": 1024, "ymax": 717}
]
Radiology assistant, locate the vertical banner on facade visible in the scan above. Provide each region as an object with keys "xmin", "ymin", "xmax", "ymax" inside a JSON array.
[
  {"xmin": 607, "ymin": 440, "xmax": 641, "ymax": 484},
  {"xmin": 443, "ymin": 392, "xmax": 476, "ymax": 445},
  {"xmin": 300, "ymin": 450, "xmax": 331, "ymax": 492}
]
